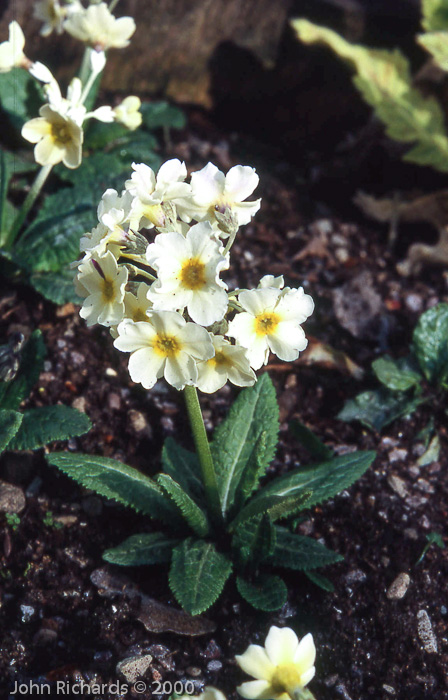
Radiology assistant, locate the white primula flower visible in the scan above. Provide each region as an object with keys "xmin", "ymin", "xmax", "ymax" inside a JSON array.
[
  {"xmin": 113, "ymin": 312, "xmax": 214, "ymax": 390},
  {"xmin": 177, "ymin": 162, "xmax": 261, "ymax": 232},
  {"xmin": 258, "ymin": 274, "xmax": 284, "ymax": 289},
  {"xmin": 124, "ymin": 283, "xmax": 153, "ymax": 323},
  {"xmin": 196, "ymin": 335, "xmax": 256, "ymax": 393},
  {"xmin": 146, "ymin": 222, "xmax": 229, "ymax": 326},
  {"xmin": 114, "ymin": 96, "xmax": 142, "ymax": 130},
  {"xmin": 64, "ymin": 2, "xmax": 136, "ymax": 50},
  {"xmin": 236, "ymin": 626, "xmax": 316, "ymax": 700},
  {"xmin": 21, "ymin": 105, "xmax": 83, "ymax": 168},
  {"xmin": 0, "ymin": 21, "xmax": 26, "ymax": 73},
  {"xmin": 78, "ymin": 250, "xmax": 128, "ymax": 326},
  {"xmin": 79, "ymin": 222, "xmax": 123, "ymax": 259},
  {"xmin": 228, "ymin": 286, "xmax": 314, "ymax": 370},
  {"xmin": 97, "ymin": 188, "xmax": 133, "ymax": 231},
  {"xmin": 125, "ymin": 159, "xmax": 191, "ymax": 229},
  {"xmin": 29, "ymin": 61, "xmax": 54, "ymax": 84},
  {"xmin": 34, "ymin": 0, "xmax": 67, "ymax": 36}
]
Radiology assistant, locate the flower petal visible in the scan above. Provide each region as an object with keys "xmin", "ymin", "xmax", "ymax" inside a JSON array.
[
  {"xmin": 128, "ymin": 347, "xmax": 165, "ymax": 389},
  {"xmin": 235, "ymin": 645, "xmax": 274, "ymax": 680},
  {"xmin": 236, "ymin": 681, "xmax": 273, "ymax": 700},
  {"xmin": 264, "ymin": 626, "xmax": 299, "ymax": 666},
  {"xmin": 224, "ymin": 165, "xmax": 259, "ymax": 202},
  {"xmin": 293, "ymin": 633, "xmax": 316, "ymax": 674}
]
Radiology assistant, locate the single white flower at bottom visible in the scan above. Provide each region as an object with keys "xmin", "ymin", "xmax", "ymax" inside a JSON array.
[
  {"xmin": 21, "ymin": 105, "xmax": 83, "ymax": 168},
  {"xmin": 78, "ymin": 250, "xmax": 128, "ymax": 327},
  {"xmin": 236, "ymin": 626, "xmax": 316, "ymax": 700},
  {"xmin": 113, "ymin": 312, "xmax": 214, "ymax": 390},
  {"xmin": 196, "ymin": 335, "xmax": 256, "ymax": 393},
  {"xmin": 228, "ymin": 287, "xmax": 314, "ymax": 370}
]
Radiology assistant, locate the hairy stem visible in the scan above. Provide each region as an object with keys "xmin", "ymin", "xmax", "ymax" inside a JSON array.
[{"xmin": 5, "ymin": 164, "xmax": 53, "ymax": 249}]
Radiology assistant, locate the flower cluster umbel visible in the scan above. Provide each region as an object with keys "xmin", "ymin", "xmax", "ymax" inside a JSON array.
[
  {"xmin": 0, "ymin": 2, "xmax": 141, "ymax": 169},
  {"xmin": 75, "ymin": 159, "xmax": 314, "ymax": 393}
]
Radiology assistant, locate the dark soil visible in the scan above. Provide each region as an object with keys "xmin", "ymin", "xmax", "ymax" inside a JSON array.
[{"xmin": 1, "ymin": 105, "xmax": 448, "ymax": 700}]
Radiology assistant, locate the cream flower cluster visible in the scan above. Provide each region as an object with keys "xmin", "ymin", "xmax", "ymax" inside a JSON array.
[{"xmin": 75, "ymin": 159, "xmax": 314, "ymax": 392}]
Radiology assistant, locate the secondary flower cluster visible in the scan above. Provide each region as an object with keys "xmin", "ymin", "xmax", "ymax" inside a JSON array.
[
  {"xmin": 75, "ymin": 159, "xmax": 314, "ymax": 393},
  {"xmin": 0, "ymin": 2, "xmax": 140, "ymax": 169}
]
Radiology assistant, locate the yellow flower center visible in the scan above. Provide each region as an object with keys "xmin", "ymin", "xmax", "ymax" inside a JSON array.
[
  {"xmin": 51, "ymin": 121, "xmax": 72, "ymax": 145},
  {"xmin": 153, "ymin": 334, "xmax": 180, "ymax": 358},
  {"xmin": 208, "ymin": 350, "xmax": 230, "ymax": 369},
  {"xmin": 270, "ymin": 664, "xmax": 302, "ymax": 698},
  {"xmin": 132, "ymin": 309, "xmax": 149, "ymax": 322},
  {"xmin": 254, "ymin": 311, "xmax": 280, "ymax": 336},
  {"xmin": 179, "ymin": 258, "xmax": 206, "ymax": 290},
  {"xmin": 101, "ymin": 278, "xmax": 115, "ymax": 302}
]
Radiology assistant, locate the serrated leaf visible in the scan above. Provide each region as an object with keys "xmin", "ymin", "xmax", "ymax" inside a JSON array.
[
  {"xmin": 412, "ymin": 303, "xmax": 448, "ymax": 386},
  {"xmin": 211, "ymin": 374, "xmax": 279, "ymax": 515},
  {"xmin": 0, "ymin": 68, "xmax": 43, "ymax": 127},
  {"xmin": 8, "ymin": 406, "xmax": 91, "ymax": 451},
  {"xmin": 231, "ymin": 514, "xmax": 276, "ymax": 566},
  {"xmin": 0, "ymin": 409, "xmax": 23, "ymax": 452},
  {"xmin": 109, "ymin": 135, "xmax": 161, "ymax": 171},
  {"xmin": 83, "ymin": 120, "xmax": 131, "ymax": 150},
  {"xmin": 289, "ymin": 419, "xmax": 333, "ymax": 460},
  {"xmin": 421, "ymin": 0, "xmax": 448, "ymax": 31},
  {"xmin": 304, "ymin": 569, "xmax": 335, "ymax": 592},
  {"xmin": 236, "ymin": 574, "xmax": 287, "ymax": 611},
  {"xmin": 372, "ymin": 355, "xmax": 422, "ymax": 392},
  {"xmin": 229, "ymin": 492, "xmax": 311, "ymax": 530},
  {"xmin": 47, "ymin": 452, "xmax": 182, "ymax": 525},
  {"xmin": 234, "ymin": 431, "xmax": 269, "ymax": 510},
  {"xmin": 16, "ymin": 205, "xmax": 95, "ymax": 273},
  {"xmin": 161, "ymin": 438, "xmax": 204, "ymax": 501},
  {"xmin": 141, "ymin": 101, "xmax": 186, "ymax": 130},
  {"xmin": 0, "ymin": 331, "xmax": 45, "ymax": 410},
  {"xmin": 57, "ymin": 151, "xmax": 129, "ymax": 188},
  {"xmin": 418, "ymin": 31, "xmax": 448, "ymax": 71},
  {"xmin": 30, "ymin": 268, "xmax": 81, "ymax": 305},
  {"xmin": 337, "ymin": 389, "xmax": 425, "ymax": 431},
  {"xmin": 293, "ymin": 19, "xmax": 448, "ymax": 172},
  {"xmin": 169, "ymin": 538, "xmax": 232, "ymax": 615},
  {"xmin": 157, "ymin": 474, "xmax": 210, "ymax": 537},
  {"xmin": 269, "ymin": 527, "xmax": 343, "ymax": 570},
  {"xmin": 103, "ymin": 532, "xmax": 179, "ymax": 566},
  {"xmin": 248, "ymin": 451, "xmax": 375, "ymax": 510}
]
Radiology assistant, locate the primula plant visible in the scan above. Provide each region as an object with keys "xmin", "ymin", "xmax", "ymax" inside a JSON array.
[
  {"xmin": 0, "ymin": 1, "xmax": 185, "ymax": 304},
  {"xmin": 338, "ymin": 303, "xmax": 448, "ymax": 434},
  {"xmin": 47, "ymin": 158, "xmax": 376, "ymax": 615}
]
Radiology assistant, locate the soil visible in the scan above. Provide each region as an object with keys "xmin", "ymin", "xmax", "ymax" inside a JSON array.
[{"xmin": 1, "ymin": 95, "xmax": 448, "ymax": 700}]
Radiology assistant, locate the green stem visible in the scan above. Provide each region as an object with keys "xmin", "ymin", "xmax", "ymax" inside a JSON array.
[
  {"xmin": 5, "ymin": 164, "xmax": 53, "ymax": 249},
  {"xmin": 108, "ymin": 0, "xmax": 121, "ymax": 12},
  {"xmin": 78, "ymin": 47, "xmax": 92, "ymax": 88},
  {"xmin": 183, "ymin": 385, "xmax": 223, "ymax": 526}
]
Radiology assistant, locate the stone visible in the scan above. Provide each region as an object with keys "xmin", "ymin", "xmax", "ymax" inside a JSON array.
[
  {"xmin": 417, "ymin": 610, "xmax": 438, "ymax": 653},
  {"xmin": 128, "ymin": 409, "xmax": 152, "ymax": 438},
  {"xmin": 0, "ymin": 481, "xmax": 26, "ymax": 513},
  {"xmin": 387, "ymin": 475, "xmax": 408, "ymax": 498},
  {"xmin": 387, "ymin": 573, "xmax": 411, "ymax": 600},
  {"xmin": 116, "ymin": 654, "xmax": 153, "ymax": 684}
]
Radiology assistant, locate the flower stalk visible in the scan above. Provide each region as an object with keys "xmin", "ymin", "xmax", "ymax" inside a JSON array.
[
  {"xmin": 183, "ymin": 385, "xmax": 223, "ymax": 526},
  {"xmin": 5, "ymin": 163, "xmax": 53, "ymax": 249}
]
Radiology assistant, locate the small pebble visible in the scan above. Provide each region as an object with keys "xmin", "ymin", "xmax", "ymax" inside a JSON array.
[
  {"xmin": 72, "ymin": 396, "xmax": 87, "ymax": 413},
  {"xmin": 417, "ymin": 610, "xmax": 438, "ymax": 653},
  {"xmin": 105, "ymin": 367, "xmax": 118, "ymax": 377},
  {"xmin": 344, "ymin": 569, "xmax": 367, "ymax": 585},
  {"xmin": 387, "ymin": 573, "xmax": 411, "ymax": 600},
  {"xmin": 20, "ymin": 604, "xmax": 35, "ymax": 623},
  {"xmin": 382, "ymin": 685, "xmax": 396, "ymax": 695},
  {"xmin": 388, "ymin": 448, "xmax": 407, "ymax": 464},
  {"xmin": 207, "ymin": 660, "xmax": 223, "ymax": 672},
  {"xmin": 128, "ymin": 409, "xmax": 152, "ymax": 438},
  {"xmin": 404, "ymin": 293, "xmax": 423, "ymax": 313},
  {"xmin": 116, "ymin": 654, "xmax": 153, "ymax": 683},
  {"xmin": 387, "ymin": 475, "xmax": 408, "ymax": 498},
  {"xmin": 0, "ymin": 481, "xmax": 26, "ymax": 514},
  {"xmin": 108, "ymin": 393, "xmax": 121, "ymax": 411},
  {"xmin": 187, "ymin": 667, "xmax": 202, "ymax": 677}
]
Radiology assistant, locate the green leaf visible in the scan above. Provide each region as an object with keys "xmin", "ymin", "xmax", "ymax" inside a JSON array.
[
  {"xmin": 0, "ymin": 149, "xmax": 11, "ymax": 244},
  {"xmin": 416, "ymin": 434, "xmax": 441, "ymax": 466},
  {"xmin": 8, "ymin": 406, "xmax": 91, "ymax": 451},
  {"xmin": 0, "ymin": 68, "xmax": 43, "ymax": 128},
  {"xmin": 418, "ymin": 30, "xmax": 448, "ymax": 71},
  {"xmin": 161, "ymin": 438, "xmax": 204, "ymax": 501},
  {"xmin": 109, "ymin": 135, "xmax": 161, "ymax": 171},
  {"xmin": 157, "ymin": 474, "xmax": 210, "ymax": 537},
  {"xmin": 30, "ymin": 268, "xmax": 80, "ymax": 305},
  {"xmin": 292, "ymin": 19, "xmax": 448, "ymax": 172},
  {"xmin": 229, "ymin": 492, "xmax": 311, "ymax": 530},
  {"xmin": 248, "ymin": 451, "xmax": 375, "ymax": 509},
  {"xmin": 141, "ymin": 101, "xmax": 186, "ymax": 130},
  {"xmin": 211, "ymin": 374, "xmax": 279, "ymax": 515},
  {"xmin": 412, "ymin": 303, "xmax": 448, "ymax": 386},
  {"xmin": 103, "ymin": 532, "xmax": 179, "ymax": 566},
  {"xmin": 231, "ymin": 514, "xmax": 276, "ymax": 566},
  {"xmin": 16, "ymin": 205, "xmax": 95, "ymax": 273},
  {"xmin": 83, "ymin": 120, "xmax": 130, "ymax": 150},
  {"xmin": 337, "ymin": 389, "xmax": 425, "ymax": 431},
  {"xmin": 236, "ymin": 574, "xmax": 287, "ymax": 611},
  {"xmin": 289, "ymin": 419, "xmax": 333, "ymax": 460},
  {"xmin": 304, "ymin": 569, "xmax": 335, "ymax": 592},
  {"xmin": 0, "ymin": 330, "xmax": 46, "ymax": 410},
  {"xmin": 371, "ymin": 355, "xmax": 422, "ymax": 392},
  {"xmin": 269, "ymin": 527, "xmax": 343, "ymax": 570},
  {"xmin": 0, "ymin": 409, "xmax": 23, "ymax": 452},
  {"xmin": 421, "ymin": 0, "xmax": 448, "ymax": 31},
  {"xmin": 56, "ymin": 151, "xmax": 129, "ymax": 189},
  {"xmin": 47, "ymin": 452, "xmax": 182, "ymax": 525},
  {"xmin": 169, "ymin": 538, "xmax": 232, "ymax": 615}
]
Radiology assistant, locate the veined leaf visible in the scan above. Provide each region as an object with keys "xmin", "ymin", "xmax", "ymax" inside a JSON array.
[
  {"xmin": 248, "ymin": 451, "xmax": 375, "ymax": 509},
  {"xmin": 412, "ymin": 303, "xmax": 448, "ymax": 386},
  {"xmin": 0, "ymin": 68, "xmax": 43, "ymax": 127},
  {"xmin": 293, "ymin": 19, "xmax": 448, "ymax": 172},
  {"xmin": 229, "ymin": 492, "xmax": 311, "ymax": 531},
  {"xmin": 289, "ymin": 419, "xmax": 333, "ymax": 460},
  {"xmin": 30, "ymin": 268, "xmax": 80, "ymax": 305},
  {"xmin": 8, "ymin": 406, "xmax": 91, "ymax": 451},
  {"xmin": 338, "ymin": 389, "xmax": 425, "ymax": 431},
  {"xmin": 0, "ymin": 409, "xmax": 23, "ymax": 452},
  {"xmin": 47, "ymin": 452, "xmax": 182, "ymax": 525},
  {"xmin": 236, "ymin": 574, "xmax": 287, "ymax": 611},
  {"xmin": 0, "ymin": 331, "xmax": 45, "ymax": 410},
  {"xmin": 305, "ymin": 570, "xmax": 335, "ymax": 592},
  {"xmin": 140, "ymin": 101, "xmax": 186, "ymax": 130},
  {"xmin": 169, "ymin": 538, "xmax": 232, "ymax": 615},
  {"xmin": 161, "ymin": 438, "xmax": 204, "ymax": 501},
  {"xmin": 269, "ymin": 527, "xmax": 343, "ymax": 570},
  {"xmin": 157, "ymin": 473, "xmax": 210, "ymax": 537},
  {"xmin": 421, "ymin": 0, "xmax": 448, "ymax": 31},
  {"xmin": 231, "ymin": 514, "xmax": 276, "ymax": 566},
  {"xmin": 372, "ymin": 355, "xmax": 422, "ymax": 392},
  {"xmin": 103, "ymin": 532, "xmax": 179, "ymax": 566},
  {"xmin": 210, "ymin": 374, "xmax": 279, "ymax": 515}
]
